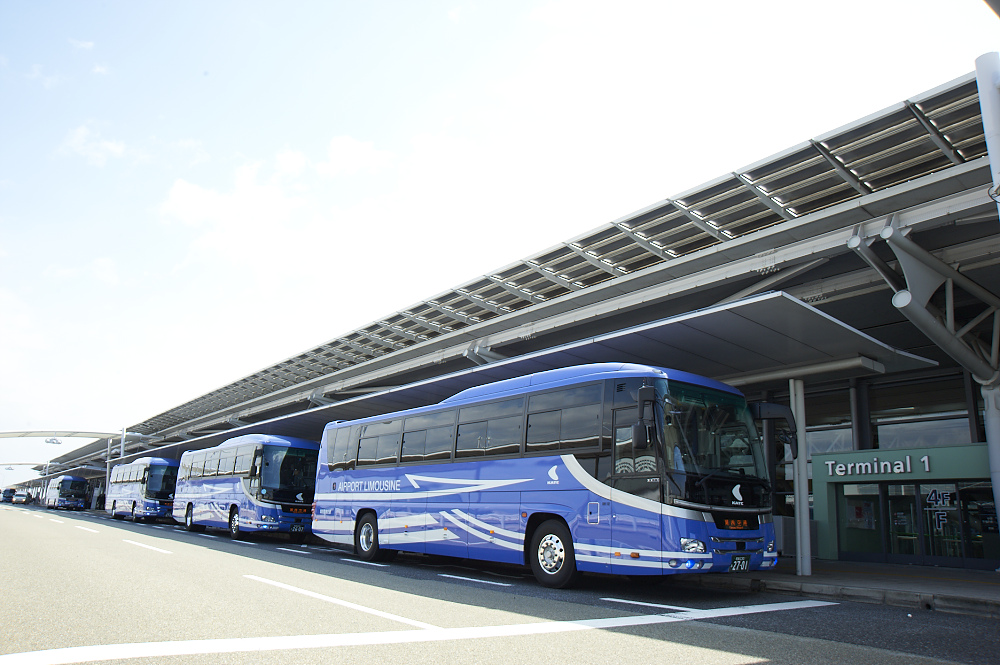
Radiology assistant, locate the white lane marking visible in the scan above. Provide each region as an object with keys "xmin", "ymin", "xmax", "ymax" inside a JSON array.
[
  {"xmin": 275, "ymin": 547, "xmax": 311, "ymax": 555},
  {"xmin": 122, "ymin": 540, "xmax": 172, "ymax": 555},
  {"xmin": 339, "ymin": 558, "xmax": 389, "ymax": 567},
  {"xmin": 231, "ymin": 540, "xmax": 258, "ymax": 546},
  {"xmin": 32, "ymin": 514, "xmax": 44, "ymax": 519},
  {"xmin": 438, "ymin": 574, "xmax": 512, "ymax": 587},
  {"xmin": 49, "ymin": 519, "xmax": 64, "ymax": 523},
  {"xmin": 75, "ymin": 526, "xmax": 99, "ymax": 534},
  {"xmin": 243, "ymin": 575, "xmax": 439, "ymax": 629},
  {"xmin": 198, "ymin": 534, "xmax": 217, "ymax": 539},
  {"xmin": 0, "ymin": 599, "xmax": 834, "ymax": 664},
  {"xmin": 601, "ymin": 597, "xmax": 696, "ymax": 612}
]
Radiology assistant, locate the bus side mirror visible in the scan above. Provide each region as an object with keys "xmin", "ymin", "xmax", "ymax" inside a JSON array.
[
  {"xmin": 631, "ymin": 423, "xmax": 648, "ymax": 450},
  {"xmin": 749, "ymin": 402, "xmax": 799, "ymax": 459}
]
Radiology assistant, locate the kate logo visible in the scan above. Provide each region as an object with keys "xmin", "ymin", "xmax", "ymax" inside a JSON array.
[
  {"xmin": 732, "ymin": 484, "xmax": 743, "ymax": 505},
  {"xmin": 547, "ymin": 466, "xmax": 559, "ymax": 485}
]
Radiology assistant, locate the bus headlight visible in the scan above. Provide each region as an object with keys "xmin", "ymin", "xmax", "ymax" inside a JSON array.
[
  {"xmin": 681, "ymin": 538, "xmax": 706, "ymax": 554},
  {"xmin": 261, "ymin": 515, "xmax": 277, "ymax": 523},
  {"xmin": 767, "ymin": 541, "xmax": 775, "ymax": 553}
]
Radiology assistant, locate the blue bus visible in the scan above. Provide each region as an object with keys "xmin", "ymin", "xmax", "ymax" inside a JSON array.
[
  {"xmin": 106, "ymin": 457, "xmax": 179, "ymax": 522},
  {"xmin": 45, "ymin": 475, "xmax": 88, "ymax": 510},
  {"xmin": 313, "ymin": 362, "xmax": 793, "ymax": 587},
  {"xmin": 173, "ymin": 434, "xmax": 319, "ymax": 542}
]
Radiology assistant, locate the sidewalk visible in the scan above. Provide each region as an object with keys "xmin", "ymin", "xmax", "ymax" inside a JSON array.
[{"xmin": 678, "ymin": 557, "xmax": 1000, "ymax": 619}]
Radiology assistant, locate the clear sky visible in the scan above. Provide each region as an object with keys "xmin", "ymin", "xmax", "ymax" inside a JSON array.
[{"xmin": 1, "ymin": 0, "xmax": 998, "ymax": 486}]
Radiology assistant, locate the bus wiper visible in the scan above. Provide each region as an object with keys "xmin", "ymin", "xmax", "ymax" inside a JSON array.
[{"xmin": 695, "ymin": 469, "xmax": 722, "ymax": 488}]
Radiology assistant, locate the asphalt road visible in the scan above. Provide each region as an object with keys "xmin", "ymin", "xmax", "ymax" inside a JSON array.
[{"xmin": 1, "ymin": 504, "xmax": 996, "ymax": 665}]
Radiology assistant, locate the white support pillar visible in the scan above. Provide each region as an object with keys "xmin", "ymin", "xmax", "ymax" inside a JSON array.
[
  {"xmin": 790, "ymin": 378, "xmax": 812, "ymax": 576},
  {"xmin": 976, "ymin": 52, "xmax": 1000, "ymax": 219},
  {"xmin": 981, "ymin": 386, "xmax": 1000, "ymax": 572}
]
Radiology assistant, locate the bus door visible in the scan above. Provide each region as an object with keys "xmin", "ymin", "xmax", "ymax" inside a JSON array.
[{"xmin": 610, "ymin": 406, "xmax": 663, "ymax": 575}]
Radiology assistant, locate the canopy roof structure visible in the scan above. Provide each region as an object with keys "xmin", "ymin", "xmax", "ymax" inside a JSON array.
[{"xmin": 42, "ymin": 69, "xmax": 1000, "ymax": 480}]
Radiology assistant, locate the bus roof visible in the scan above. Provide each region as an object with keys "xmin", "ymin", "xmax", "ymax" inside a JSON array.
[
  {"xmin": 182, "ymin": 434, "xmax": 319, "ymax": 455},
  {"xmin": 441, "ymin": 362, "xmax": 743, "ymax": 404},
  {"xmin": 323, "ymin": 362, "xmax": 744, "ymax": 433},
  {"xmin": 111, "ymin": 457, "xmax": 179, "ymax": 468}
]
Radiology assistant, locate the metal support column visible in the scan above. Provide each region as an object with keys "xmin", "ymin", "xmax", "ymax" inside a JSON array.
[
  {"xmin": 975, "ymin": 52, "xmax": 1000, "ymax": 218},
  {"xmin": 982, "ymin": 386, "xmax": 1000, "ymax": 572},
  {"xmin": 790, "ymin": 378, "xmax": 811, "ymax": 576}
]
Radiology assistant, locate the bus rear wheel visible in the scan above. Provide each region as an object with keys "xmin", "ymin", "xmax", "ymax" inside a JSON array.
[
  {"xmin": 355, "ymin": 513, "xmax": 393, "ymax": 562},
  {"xmin": 228, "ymin": 507, "xmax": 243, "ymax": 540},
  {"xmin": 529, "ymin": 519, "xmax": 579, "ymax": 588},
  {"xmin": 185, "ymin": 505, "xmax": 205, "ymax": 532}
]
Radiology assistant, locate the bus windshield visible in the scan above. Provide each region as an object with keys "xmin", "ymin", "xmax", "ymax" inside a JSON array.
[
  {"xmin": 259, "ymin": 445, "xmax": 317, "ymax": 503},
  {"xmin": 659, "ymin": 379, "xmax": 770, "ymax": 508},
  {"xmin": 60, "ymin": 480, "xmax": 88, "ymax": 498},
  {"xmin": 145, "ymin": 466, "xmax": 177, "ymax": 500}
]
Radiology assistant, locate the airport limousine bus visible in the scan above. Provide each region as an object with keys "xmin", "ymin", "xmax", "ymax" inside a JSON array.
[
  {"xmin": 173, "ymin": 434, "xmax": 319, "ymax": 541},
  {"xmin": 45, "ymin": 475, "xmax": 88, "ymax": 510},
  {"xmin": 313, "ymin": 362, "xmax": 794, "ymax": 587},
  {"xmin": 106, "ymin": 457, "xmax": 179, "ymax": 522}
]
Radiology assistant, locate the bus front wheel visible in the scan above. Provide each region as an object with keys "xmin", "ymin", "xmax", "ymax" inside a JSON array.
[
  {"xmin": 228, "ymin": 507, "xmax": 243, "ymax": 540},
  {"xmin": 529, "ymin": 519, "xmax": 579, "ymax": 589}
]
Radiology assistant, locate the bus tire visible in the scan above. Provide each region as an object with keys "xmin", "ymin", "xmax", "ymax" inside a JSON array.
[
  {"xmin": 112, "ymin": 501, "xmax": 124, "ymax": 520},
  {"xmin": 529, "ymin": 519, "xmax": 579, "ymax": 589},
  {"xmin": 355, "ymin": 513, "xmax": 382, "ymax": 562},
  {"xmin": 129, "ymin": 503, "xmax": 138, "ymax": 522},
  {"xmin": 185, "ymin": 505, "xmax": 205, "ymax": 532},
  {"xmin": 228, "ymin": 507, "xmax": 243, "ymax": 540}
]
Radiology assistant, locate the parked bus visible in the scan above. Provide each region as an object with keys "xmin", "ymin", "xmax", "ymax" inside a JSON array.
[
  {"xmin": 106, "ymin": 457, "xmax": 179, "ymax": 522},
  {"xmin": 313, "ymin": 362, "xmax": 794, "ymax": 587},
  {"xmin": 45, "ymin": 475, "xmax": 88, "ymax": 510},
  {"xmin": 173, "ymin": 434, "xmax": 319, "ymax": 542}
]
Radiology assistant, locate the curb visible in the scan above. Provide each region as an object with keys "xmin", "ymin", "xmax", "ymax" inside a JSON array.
[{"xmin": 674, "ymin": 575, "xmax": 1000, "ymax": 620}]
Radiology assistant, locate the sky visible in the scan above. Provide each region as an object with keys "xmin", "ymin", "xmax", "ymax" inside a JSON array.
[{"xmin": 1, "ymin": 0, "xmax": 998, "ymax": 486}]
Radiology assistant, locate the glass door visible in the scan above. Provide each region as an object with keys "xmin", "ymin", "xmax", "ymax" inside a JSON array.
[
  {"xmin": 886, "ymin": 484, "xmax": 919, "ymax": 561},
  {"xmin": 920, "ymin": 483, "xmax": 963, "ymax": 563},
  {"xmin": 958, "ymin": 482, "xmax": 1000, "ymax": 569},
  {"xmin": 836, "ymin": 484, "xmax": 884, "ymax": 562}
]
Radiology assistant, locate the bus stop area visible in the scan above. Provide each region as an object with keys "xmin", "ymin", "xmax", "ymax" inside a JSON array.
[
  {"xmin": 680, "ymin": 555, "xmax": 1000, "ymax": 620},
  {"xmin": 10, "ymin": 55, "xmax": 1000, "ymax": 579}
]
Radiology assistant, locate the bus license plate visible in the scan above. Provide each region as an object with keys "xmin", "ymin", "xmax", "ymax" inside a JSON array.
[
  {"xmin": 290, "ymin": 524, "xmax": 304, "ymax": 533},
  {"xmin": 729, "ymin": 554, "xmax": 750, "ymax": 572}
]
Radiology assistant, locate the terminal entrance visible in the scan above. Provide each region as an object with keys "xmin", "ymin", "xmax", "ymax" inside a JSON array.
[{"xmin": 837, "ymin": 481, "xmax": 999, "ymax": 569}]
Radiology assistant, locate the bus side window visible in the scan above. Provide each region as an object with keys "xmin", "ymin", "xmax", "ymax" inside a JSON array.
[
  {"xmin": 561, "ymin": 403, "xmax": 601, "ymax": 450},
  {"xmin": 424, "ymin": 426, "xmax": 453, "ymax": 461},
  {"xmin": 234, "ymin": 451, "xmax": 252, "ymax": 475},
  {"xmin": 485, "ymin": 416, "xmax": 521, "ymax": 456},
  {"xmin": 192, "ymin": 453, "xmax": 205, "ymax": 478},
  {"xmin": 401, "ymin": 430, "xmax": 426, "ymax": 463},
  {"xmin": 402, "ymin": 411, "xmax": 456, "ymax": 463},
  {"xmin": 329, "ymin": 427, "xmax": 351, "ymax": 471},
  {"xmin": 612, "ymin": 407, "xmax": 638, "ymax": 474},
  {"xmin": 219, "ymin": 453, "xmax": 236, "ymax": 476},
  {"xmin": 526, "ymin": 411, "xmax": 560, "ymax": 452},
  {"xmin": 375, "ymin": 434, "xmax": 400, "ymax": 465},
  {"xmin": 456, "ymin": 421, "xmax": 487, "ymax": 457},
  {"xmin": 357, "ymin": 436, "xmax": 378, "ymax": 466}
]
